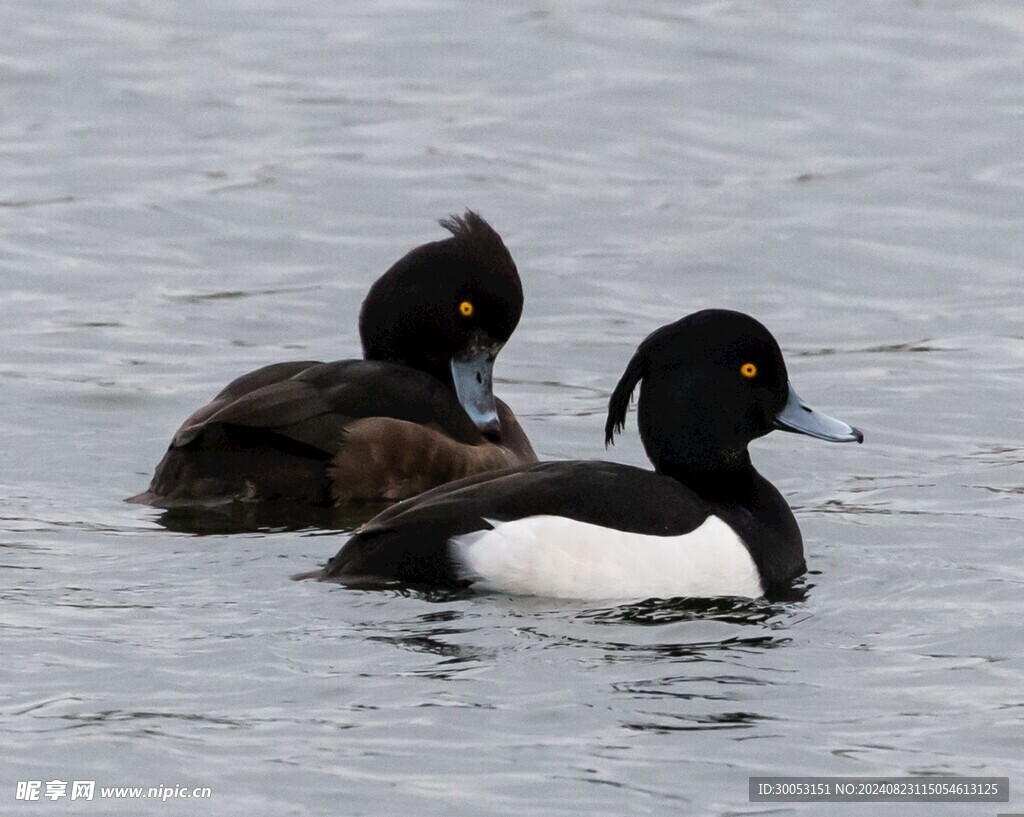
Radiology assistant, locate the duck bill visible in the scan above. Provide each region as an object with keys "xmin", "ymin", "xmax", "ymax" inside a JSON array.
[
  {"xmin": 774, "ymin": 382, "xmax": 863, "ymax": 443},
  {"xmin": 451, "ymin": 337, "xmax": 503, "ymax": 438}
]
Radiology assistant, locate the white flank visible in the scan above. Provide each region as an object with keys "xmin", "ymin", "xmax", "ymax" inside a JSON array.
[{"xmin": 449, "ymin": 515, "xmax": 763, "ymax": 601}]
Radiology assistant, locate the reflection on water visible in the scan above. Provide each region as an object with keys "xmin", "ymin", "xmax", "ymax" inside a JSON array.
[
  {"xmin": 578, "ymin": 587, "xmax": 810, "ymax": 625},
  {"xmin": 150, "ymin": 499, "xmax": 388, "ymax": 536},
  {"xmin": 621, "ymin": 710, "xmax": 774, "ymax": 733}
]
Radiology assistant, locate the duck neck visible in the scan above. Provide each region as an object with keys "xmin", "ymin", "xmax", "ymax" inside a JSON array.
[
  {"xmin": 653, "ymin": 450, "xmax": 758, "ymax": 503},
  {"xmin": 411, "ymin": 356, "xmax": 454, "ymax": 389},
  {"xmin": 365, "ymin": 346, "xmax": 454, "ymax": 389}
]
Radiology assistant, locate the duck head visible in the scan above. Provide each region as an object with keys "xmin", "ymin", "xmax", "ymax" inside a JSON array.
[
  {"xmin": 605, "ymin": 309, "xmax": 862, "ymax": 484},
  {"xmin": 359, "ymin": 211, "xmax": 523, "ymax": 439}
]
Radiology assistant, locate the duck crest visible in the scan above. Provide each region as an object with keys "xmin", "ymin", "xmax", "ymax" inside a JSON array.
[
  {"xmin": 439, "ymin": 210, "xmax": 516, "ymax": 274},
  {"xmin": 604, "ymin": 340, "xmax": 646, "ymax": 446}
]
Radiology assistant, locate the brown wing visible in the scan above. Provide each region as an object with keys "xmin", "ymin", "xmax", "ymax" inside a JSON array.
[{"xmin": 170, "ymin": 359, "xmax": 483, "ymax": 457}]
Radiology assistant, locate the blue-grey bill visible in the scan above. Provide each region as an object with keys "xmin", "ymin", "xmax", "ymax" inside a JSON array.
[
  {"xmin": 774, "ymin": 382, "xmax": 864, "ymax": 443},
  {"xmin": 451, "ymin": 343, "xmax": 502, "ymax": 438}
]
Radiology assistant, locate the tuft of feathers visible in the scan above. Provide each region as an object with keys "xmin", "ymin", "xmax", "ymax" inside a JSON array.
[
  {"xmin": 605, "ymin": 320, "xmax": 689, "ymax": 447},
  {"xmin": 604, "ymin": 346, "xmax": 644, "ymax": 447},
  {"xmin": 439, "ymin": 209, "xmax": 494, "ymax": 241},
  {"xmin": 439, "ymin": 210, "xmax": 515, "ymax": 273}
]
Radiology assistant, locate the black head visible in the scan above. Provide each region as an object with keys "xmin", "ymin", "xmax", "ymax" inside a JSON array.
[
  {"xmin": 605, "ymin": 309, "xmax": 861, "ymax": 482},
  {"xmin": 359, "ymin": 211, "xmax": 522, "ymax": 379},
  {"xmin": 358, "ymin": 212, "xmax": 523, "ymax": 437}
]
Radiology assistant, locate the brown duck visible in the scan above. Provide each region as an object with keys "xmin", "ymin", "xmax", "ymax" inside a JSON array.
[{"xmin": 129, "ymin": 212, "xmax": 536, "ymax": 508}]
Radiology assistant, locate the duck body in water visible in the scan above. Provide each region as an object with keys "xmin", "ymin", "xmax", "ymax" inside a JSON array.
[
  {"xmin": 313, "ymin": 309, "xmax": 862, "ymax": 601},
  {"xmin": 130, "ymin": 212, "xmax": 536, "ymax": 508}
]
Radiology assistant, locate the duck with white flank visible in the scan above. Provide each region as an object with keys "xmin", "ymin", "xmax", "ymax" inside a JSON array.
[{"xmin": 312, "ymin": 309, "xmax": 862, "ymax": 600}]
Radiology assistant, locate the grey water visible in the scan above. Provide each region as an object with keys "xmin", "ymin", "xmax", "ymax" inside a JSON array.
[{"xmin": 2, "ymin": 1, "xmax": 1022, "ymax": 814}]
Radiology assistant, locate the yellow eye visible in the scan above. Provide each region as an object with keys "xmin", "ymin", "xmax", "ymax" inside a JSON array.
[
  {"xmin": 458, "ymin": 300, "xmax": 474, "ymax": 317},
  {"xmin": 740, "ymin": 362, "xmax": 758, "ymax": 379}
]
